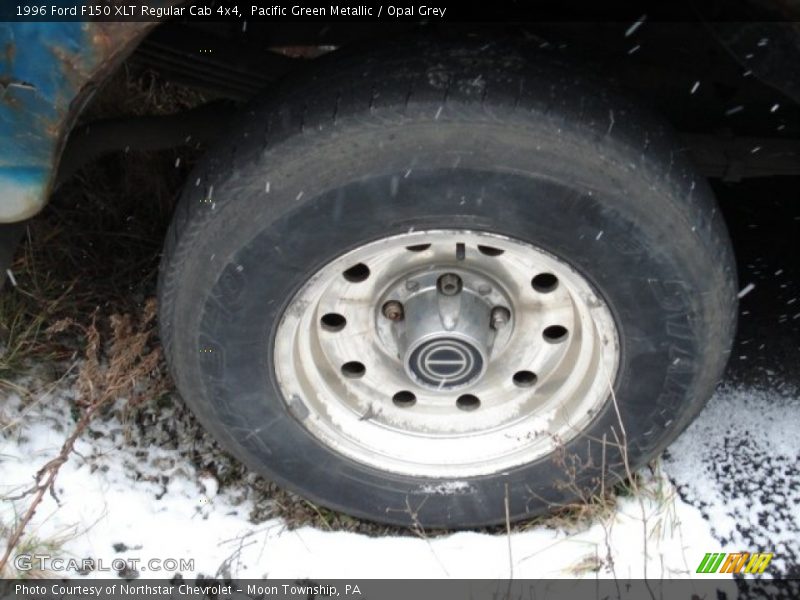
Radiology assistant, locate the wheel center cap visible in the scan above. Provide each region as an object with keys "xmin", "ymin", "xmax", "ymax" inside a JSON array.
[{"xmin": 407, "ymin": 337, "xmax": 485, "ymax": 389}]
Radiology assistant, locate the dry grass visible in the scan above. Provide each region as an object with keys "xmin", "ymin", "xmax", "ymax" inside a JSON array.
[
  {"xmin": 0, "ymin": 520, "xmax": 78, "ymax": 579},
  {"xmin": 0, "ymin": 298, "xmax": 164, "ymax": 575}
]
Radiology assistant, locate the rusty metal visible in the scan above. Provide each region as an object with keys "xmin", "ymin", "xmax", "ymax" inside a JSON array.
[
  {"xmin": 0, "ymin": 18, "xmax": 167, "ymax": 223},
  {"xmin": 382, "ymin": 300, "xmax": 405, "ymax": 322}
]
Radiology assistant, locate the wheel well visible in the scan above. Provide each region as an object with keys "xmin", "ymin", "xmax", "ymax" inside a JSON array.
[{"xmin": 57, "ymin": 19, "xmax": 800, "ymax": 187}]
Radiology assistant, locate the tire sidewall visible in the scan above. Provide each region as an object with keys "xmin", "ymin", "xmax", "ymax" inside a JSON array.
[{"xmin": 164, "ymin": 114, "xmax": 729, "ymax": 527}]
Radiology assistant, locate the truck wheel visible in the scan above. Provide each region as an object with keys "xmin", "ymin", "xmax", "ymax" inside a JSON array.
[{"xmin": 158, "ymin": 40, "xmax": 737, "ymax": 527}]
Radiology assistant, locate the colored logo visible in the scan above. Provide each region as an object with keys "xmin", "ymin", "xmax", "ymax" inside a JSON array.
[{"xmin": 696, "ymin": 552, "xmax": 773, "ymax": 574}]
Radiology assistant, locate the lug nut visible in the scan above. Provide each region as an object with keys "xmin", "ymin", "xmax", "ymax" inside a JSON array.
[
  {"xmin": 382, "ymin": 300, "xmax": 405, "ymax": 321},
  {"xmin": 491, "ymin": 306, "xmax": 511, "ymax": 329},
  {"xmin": 437, "ymin": 273, "xmax": 463, "ymax": 296}
]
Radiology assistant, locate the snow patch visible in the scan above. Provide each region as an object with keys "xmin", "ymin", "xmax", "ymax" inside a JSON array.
[{"xmin": 417, "ymin": 481, "xmax": 473, "ymax": 495}]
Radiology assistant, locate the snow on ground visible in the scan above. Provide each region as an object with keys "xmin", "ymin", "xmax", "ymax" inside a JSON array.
[
  {"xmin": 665, "ymin": 381, "xmax": 800, "ymax": 577},
  {"xmin": 1, "ymin": 372, "xmax": 792, "ymax": 589}
]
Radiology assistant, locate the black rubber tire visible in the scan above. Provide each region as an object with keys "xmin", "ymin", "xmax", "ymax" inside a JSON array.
[{"xmin": 158, "ymin": 38, "xmax": 737, "ymax": 528}]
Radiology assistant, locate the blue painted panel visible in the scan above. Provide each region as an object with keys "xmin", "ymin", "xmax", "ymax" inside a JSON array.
[{"xmin": 0, "ymin": 22, "xmax": 97, "ymax": 220}]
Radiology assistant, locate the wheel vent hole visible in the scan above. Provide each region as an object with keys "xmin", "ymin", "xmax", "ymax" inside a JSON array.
[
  {"xmin": 320, "ymin": 313, "xmax": 346, "ymax": 331},
  {"xmin": 543, "ymin": 325, "xmax": 569, "ymax": 343},
  {"xmin": 477, "ymin": 245, "xmax": 504, "ymax": 256},
  {"xmin": 456, "ymin": 394, "xmax": 481, "ymax": 411},
  {"xmin": 393, "ymin": 391, "xmax": 417, "ymax": 407},
  {"xmin": 406, "ymin": 244, "xmax": 431, "ymax": 252},
  {"xmin": 532, "ymin": 273, "xmax": 559, "ymax": 293},
  {"xmin": 341, "ymin": 361, "xmax": 366, "ymax": 378},
  {"xmin": 343, "ymin": 263, "xmax": 370, "ymax": 282},
  {"xmin": 513, "ymin": 371, "xmax": 538, "ymax": 387}
]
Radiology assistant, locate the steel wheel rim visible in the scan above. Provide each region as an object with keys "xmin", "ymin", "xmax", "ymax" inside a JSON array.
[{"xmin": 274, "ymin": 230, "xmax": 620, "ymax": 478}]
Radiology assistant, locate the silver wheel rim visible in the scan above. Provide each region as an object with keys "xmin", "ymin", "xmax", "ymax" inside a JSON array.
[{"xmin": 274, "ymin": 230, "xmax": 620, "ymax": 478}]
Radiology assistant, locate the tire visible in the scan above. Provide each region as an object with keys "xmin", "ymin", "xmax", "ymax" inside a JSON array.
[{"xmin": 158, "ymin": 38, "xmax": 737, "ymax": 528}]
